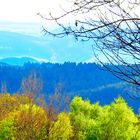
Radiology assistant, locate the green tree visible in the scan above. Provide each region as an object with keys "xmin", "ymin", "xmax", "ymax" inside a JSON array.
[
  {"xmin": 70, "ymin": 96, "xmax": 139, "ymax": 140},
  {"xmin": 49, "ymin": 112, "xmax": 73, "ymax": 140},
  {"xmin": 13, "ymin": 104, "xmax": 48, "ymax": 140},
  {"xmin": 0, "ymin": 119, "xmax": 14, "ymax": 140}
]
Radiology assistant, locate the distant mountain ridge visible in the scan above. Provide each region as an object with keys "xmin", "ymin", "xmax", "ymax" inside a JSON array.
[
  {"xmin": 0, "ymin": 30, "xmax": 93, "ymax": 63},
  {"xmin": 0, "ymin": 57, "xmax": 39, "ymax": 66}
]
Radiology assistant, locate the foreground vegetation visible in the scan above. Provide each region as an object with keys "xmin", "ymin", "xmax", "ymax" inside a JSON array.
[{"xmin": 0, "ymin": 93, "xmax": 139, "ymax": 140}]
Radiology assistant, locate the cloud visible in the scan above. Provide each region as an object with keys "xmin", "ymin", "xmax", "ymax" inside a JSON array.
[
  {"xmin": 0, "ymin": 22, "xmax": 43, "ymax": 36},
  {"xmin": 50, "ymin": 54, "xmax": 58, "ymax": 63},
  {"xmin": 30, "ymin": 56, "xmax": 49, "ymax": 63}
]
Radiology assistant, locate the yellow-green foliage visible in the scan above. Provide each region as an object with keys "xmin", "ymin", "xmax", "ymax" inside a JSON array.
[
  {"xmin": 49, "ymin": 112, "xmax": 73, "ymax": 140},
  {"xmin": 13, "ymin": 104, "xmax": 48, "ymax": 140},
  {"xmin": 0, "ymin": 94, "xmax": 49, "ymax": 140},
  {"xmin": 0, "ymin": 119, "xmax": 14, "ymax": 140},
  {"xmin": 70, "ymin": 96, "xmax": 140, "ymax": 140},
  {"xmin": 0, "ymin": 93, "xmax": 30, "ymax": 120},
  {"xmin": 0, "ymin": 94, "xmax": 139, "ymax": 140}
]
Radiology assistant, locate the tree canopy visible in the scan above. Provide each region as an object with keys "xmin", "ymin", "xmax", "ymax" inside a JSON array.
[{"xmin": 0, "ymin": 93, "xmax": 139, "ymax": 139}]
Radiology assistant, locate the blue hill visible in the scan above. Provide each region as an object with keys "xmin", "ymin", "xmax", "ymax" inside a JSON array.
[
  {"xmin": 0, "ymin": 31, "xmax": 93, "ymax": 63},
  {"xmin": 0, "ymin": 57, "xmax": 38, "ymax": 66}
]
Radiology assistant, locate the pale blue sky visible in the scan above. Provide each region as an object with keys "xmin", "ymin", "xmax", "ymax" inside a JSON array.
[
  {"xmin": 0, "ymin": 0, "xmax": 72, "ymax": 23},
  {"xmin": 0, "ymin": 0, "xmax": 138, "ymax": 64}
]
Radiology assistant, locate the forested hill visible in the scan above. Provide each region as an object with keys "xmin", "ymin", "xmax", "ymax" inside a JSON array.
[
  {"xmin": 0, "ymin": 62, "xmax": 119, "ymax": 93},
  {"xmin": 0, "ymin": 62, "xmax": 139, "ymax": 113}
]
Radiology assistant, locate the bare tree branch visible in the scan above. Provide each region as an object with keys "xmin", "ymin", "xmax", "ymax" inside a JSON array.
[{"xmin": 39, "ymin": 0, "xmax": 140, "ymax": 98}]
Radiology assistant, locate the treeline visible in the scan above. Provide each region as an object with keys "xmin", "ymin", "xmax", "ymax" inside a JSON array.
[
  {"xmin": 0, "ymin": 62, "xmax": 119, "ymax": 94},
  {"xmin": 0, "ymin": 92, "xmax": 140, "ymax": 140}
]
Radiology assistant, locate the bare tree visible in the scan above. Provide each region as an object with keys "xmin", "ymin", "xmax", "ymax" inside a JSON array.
[
  {"xmin": 20, "ymin": 72, "xmax": 43, "ymax": 104},
  {"xmin": 38, "ymin": 0, "xmax": 140, "ymax": 98},
  {"xmin": 1, "ymin": 81, "xmax": 7, "ymax": 93}
]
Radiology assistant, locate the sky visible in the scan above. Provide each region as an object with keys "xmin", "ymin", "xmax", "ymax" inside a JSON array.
[
  {"xmin": 0, "ymin": 0, "xmax": 138, "ymax": 63},
  {"xmin": 0, "ymin": 0, "xmax": 138, "ymax": 32},
  {"xmin": 0, "ymin": 0, "xmax": 75, "ymax": 35},
  {"xmin": 0, "ymin": 0, "xmax": 72, "ymax": 35},
  {"xmin": 0, "ymin": 0, "xmax": 71, "ymax": 23},
  {"xmin": 0, "ymin": 0, "xmax": 93, "ymax": 63}
]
